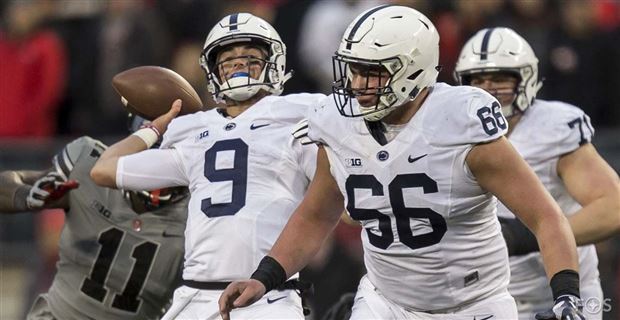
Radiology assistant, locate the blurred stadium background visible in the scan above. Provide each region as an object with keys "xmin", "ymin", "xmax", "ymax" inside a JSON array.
[{"xmin": 1, "ymin": 0, "xmax": 619, "ymax": 319}]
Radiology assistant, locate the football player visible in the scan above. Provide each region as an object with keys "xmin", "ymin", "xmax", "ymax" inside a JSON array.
[
  {"xmin": 0, "ymin": 115, "xmax": 188, "ymax": 320},
  {"xmin": 218, "ymin": 6, "xmax": 585, "ymax": 320},
  {"xmin": 454, "ymin": 27, "xmax": 620, "ymax": 320},
  {"xmin": 90, "ymin": 13, "xmax": 323, "ymax": 319}
]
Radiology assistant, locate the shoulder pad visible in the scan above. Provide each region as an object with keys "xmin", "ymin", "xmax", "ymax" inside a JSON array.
[{"xmin": 53, "ymin": 136, "xmax": 106, "ymax": 179}]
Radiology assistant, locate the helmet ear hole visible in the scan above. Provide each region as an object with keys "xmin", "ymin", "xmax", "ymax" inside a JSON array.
[{"xmin": 408, "ymin": 69, "xmax": 423, "ymax": 80}]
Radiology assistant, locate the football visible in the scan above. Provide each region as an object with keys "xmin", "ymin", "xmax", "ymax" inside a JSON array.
[{"xmin": 112, "ymin": 66, "xmax": 204, "ymax": 120}]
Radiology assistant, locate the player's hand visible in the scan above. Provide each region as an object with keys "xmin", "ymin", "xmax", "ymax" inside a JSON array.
[
  {"xmin": 151, "ymin": 99, "xmax": 182, "ymax": 135},
  {"xmin": 218, "ymin": 279, "xmax": 266, "ymax": 320},
  {"xmin": 27, "ymin": 172, "xmax": 79, "ymax": 209},
  {"xmin": 535, "ymin": 295, "xmax": 585, "ymax": 320}
]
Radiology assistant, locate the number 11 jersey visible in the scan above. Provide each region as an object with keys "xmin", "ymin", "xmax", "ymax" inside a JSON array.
[{"xmin": 307, "ymin": 83, "xmax": 510, "ymax": 311}]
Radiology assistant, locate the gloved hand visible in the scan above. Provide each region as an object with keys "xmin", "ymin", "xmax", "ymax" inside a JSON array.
[
  {"xmin": 535, "ymin": 295, "xmax": 585, "ymax": 320},
  {"xmin": 26, "ymin": 172, "xmax": 79, "ymax": 209}
]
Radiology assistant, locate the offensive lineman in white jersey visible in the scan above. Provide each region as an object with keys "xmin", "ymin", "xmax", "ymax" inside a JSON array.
[
  {"xmin": 219, "ymin": 6, "xmax": 585, "ymax": 320},
  {"xmin": 91, "ymin": 13, "xmax": 323, "ymax": 319},
  {"xmin": 454, "ymin": 27, "xmax": 620, "ymax": 320}
]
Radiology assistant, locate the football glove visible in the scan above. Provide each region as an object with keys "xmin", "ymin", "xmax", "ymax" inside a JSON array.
[
  {"xmin": 535, "ymin": 295, "xmax": 585, "ymax": 320},
  {"xmin": 26, "ymin": 172, "xmax": 79, "ymax": 209},
  {"xmin": 322, "ymin": 292, "xmax": 355, "ymax": 320}
]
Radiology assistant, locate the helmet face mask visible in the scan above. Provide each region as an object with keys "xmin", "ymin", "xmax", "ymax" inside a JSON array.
[
  {"xmin": 211, "ymin": 45, "xmax": 273, "ymax": 102},
  {"xmin": 200, "ymin": 14, "xmax": 291, "ymax": 104},
  {"xmin": 467, "ymin": 71, "xmax": 520, "ymax": 114},
  {"xmin": 331, "ymin": 5, "xmax": 440, "ymax": 122},
  {"xmin": 124, "ymin": 187, "xmax": 188, "ymax": 213},
  {"xmin": 454, "ymin": 27, "xmax": 542, "ymax": 118},
  {"xmin": 332, "ymin": 55, "xmax": 401, "ymax": 121}
]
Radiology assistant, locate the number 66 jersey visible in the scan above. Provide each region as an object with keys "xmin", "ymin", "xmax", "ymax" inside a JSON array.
[{"xmin": 307, "ymin": 83, "xmax": 511, "ymax": 312}]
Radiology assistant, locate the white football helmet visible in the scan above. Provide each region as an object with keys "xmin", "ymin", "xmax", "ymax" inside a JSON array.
[
  {"xmin": 332, "ymin": 5, "xmax": 440, "ymax": 121},
  {"xmin": 200, "ymin": 13, "xmax": 292, "ymax": 103},
  {"xmin": 454, "ymin": 27, "xmax": 542, "ymax": 117}
]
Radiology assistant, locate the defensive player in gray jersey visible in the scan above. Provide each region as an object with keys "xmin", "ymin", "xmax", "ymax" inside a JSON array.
[
  {"xmin": 219, "ymin": 6, "xmax": 585, "ymax": 320},
  {"xmin": 454, "ymin": 27, "xmax": 620, "ymax": 320},
  {"xmin": 0, "ymin": 115, "xmax": 189, "ymax": 320},
  {"xmin": 91, "ymin": 13, "xmax": 322, "ymax": 319}
]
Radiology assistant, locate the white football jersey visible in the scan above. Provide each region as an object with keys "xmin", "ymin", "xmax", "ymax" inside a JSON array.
[
  {"xmin": 136, "ymin": 93, "xmax": 322, "ymax": 282},
  {"xmin": 496, "ymin": 99, "xmax": 600, "ymax": 302},
  {"xmin": 307, "ymin": 83, "xmax": 511, "ymax": 311}
]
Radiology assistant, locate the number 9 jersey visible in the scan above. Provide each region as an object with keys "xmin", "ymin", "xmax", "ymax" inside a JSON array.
[
  {"xmin": 307, "ymin": 83, "xmax": 510, "ymax": 312},
  {"xmin": 116, "ymin": 93, "xmax": 323, "ymax": 282}
]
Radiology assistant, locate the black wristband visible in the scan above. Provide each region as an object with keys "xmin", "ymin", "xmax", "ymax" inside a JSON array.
[
  {"xmin": 499, "ymin": 217, "xmax": 539, "ymax": 256},
  {"xmin": 13, "ymin": 185, "xmax": 31, "ymax": 211},
  {"xmin": 251, "ymin": 256, "xmax": 287, "ymax": 292},
  {"xmin": 550, "ymin": 269, "xmax": 580, "ymax": 300}
]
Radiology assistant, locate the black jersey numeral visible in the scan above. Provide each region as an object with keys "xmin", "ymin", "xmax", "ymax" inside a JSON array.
[
  {"xmin": 345, "ymin": 173, "xmax": 447, "ymax": 250},
  {"xmin": 568, "ymin": 115, "xmax": 594, "ymax": 145},
  {"xmin": 80, "ymin": 227, "xmax": 158, "ymax": 313},
  {"xmin": 201, "ymin": 138, "xmax": 249, "ymax": 217},
  {"xmin": 477, "ymin": 101, "xmax": 507, "ymax": 135}
]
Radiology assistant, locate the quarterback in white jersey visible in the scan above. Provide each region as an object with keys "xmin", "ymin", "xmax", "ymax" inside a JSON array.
[
  {"xmin": 92, "ymin": 13, "xmax": 322, "ymax": 319},
  {"xmin": 220, "ymin": 6, "xmax": 584, "ymax": 320},
  {"xmin": 455, "ymin": 27, "xmax": 620, "ymax": 320}
]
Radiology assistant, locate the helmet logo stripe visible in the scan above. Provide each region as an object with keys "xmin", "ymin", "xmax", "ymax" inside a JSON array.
[
  {"xmin": 480, "ymin": 28, "xmax": 495, "ymax": 60},
  {"xmin": 229, "ymin": 13, "xmax": 239, "ymax": 31},
  {"xmin": 345, "ymin": 4, "xmax": 392, "ymax": 50}
]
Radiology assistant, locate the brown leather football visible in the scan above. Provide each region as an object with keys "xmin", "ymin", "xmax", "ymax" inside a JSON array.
[{"xmin": 112, "ymin": 66, "xmax": 204, "ymax": 120}]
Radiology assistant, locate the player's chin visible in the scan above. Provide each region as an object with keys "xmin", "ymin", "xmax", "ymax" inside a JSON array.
[{"xmin": 355, "ymin": 97, "xmax": 379, "ymax": 108}]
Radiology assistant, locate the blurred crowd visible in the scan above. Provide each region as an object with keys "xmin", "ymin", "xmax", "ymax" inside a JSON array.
[
  {"xmin": 1, "ymin": 0, "xmax": 620, "ymax": 139},
  {"xmin": 1, "ymin": 0, "xmax": 620, "ymax": 319}
]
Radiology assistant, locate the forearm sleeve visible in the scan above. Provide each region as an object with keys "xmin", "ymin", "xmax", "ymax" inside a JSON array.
[{"xmin": 116, "ymin": 148, "xmax": 188, "ymax": 190}]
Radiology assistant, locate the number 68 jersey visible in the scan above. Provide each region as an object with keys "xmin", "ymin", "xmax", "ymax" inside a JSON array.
[{"xmin": 307, "ymin": 83, "xmax": 511, "ymax": 312}]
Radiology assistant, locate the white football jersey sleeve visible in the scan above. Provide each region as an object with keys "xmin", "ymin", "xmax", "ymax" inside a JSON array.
[
  {"xmin": 497, "ymin": 99, "xmax": 599, "ymax": 302},
  {"xmin": 308, "ymin": 83, "xmax": 510, "ymax": 311},
  {"xmin": 120, "ymin": 93, "xmax": 323, "ymax": 282}
]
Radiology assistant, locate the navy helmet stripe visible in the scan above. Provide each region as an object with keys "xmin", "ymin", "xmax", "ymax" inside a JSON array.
[
  {"xmin": 480, "ymin": 28, "xmax": 494, "ymax": 60},
  {"xmin": 346, "ymin": 5, "xmax": 392, "ymax": 50},
  {"xmin": 229, "ymin": 13, "xmax": 239, "ymax": 31}
]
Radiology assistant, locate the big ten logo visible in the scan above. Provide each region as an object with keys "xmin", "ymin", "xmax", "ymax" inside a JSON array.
[
  {"xmin": 584, "ymin": 297, "xmax": 612, "ymax": 314},
  {"xmin": 91, "ymin": 200, "xmax": 111, "ymax": 218},
  {"xmin": 345, "ymin": 158, "xmax": 362, "ymax": 167}
]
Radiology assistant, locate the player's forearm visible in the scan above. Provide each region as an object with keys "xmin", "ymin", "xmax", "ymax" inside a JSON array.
[
  {"xmin": 0, "ymin": 171, "xmax": 31, "ymax": 213},
  {"xmin": 91, "ymin": 135, "xmax": 148, "ymax": 188},
  {"xmin": 532, "ymin": 213, "xmax": 580, "ymax": 279},
  {"xmin": 568, "ymin": 194, "xmax": 620, "ymax": 245},
  {"xmin": 270, "ymin": 203, "xmax": 342, "ymax": 278}
]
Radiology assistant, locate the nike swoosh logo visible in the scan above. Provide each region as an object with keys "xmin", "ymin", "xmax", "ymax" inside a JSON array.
[
  {"xmin": 408, "ymin": 154, "xmax": 428, "ymax": 163},
  {"xmin": 250, "ymin": 123, "xmax": 271, "ymax": 130},
  {"xmin": 267, "ymin": 296, "xmax": 287, "ymax": 304},
  {"xmin": 473, "ymin": 316, "xmax": 494, "ymax": 320}
]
